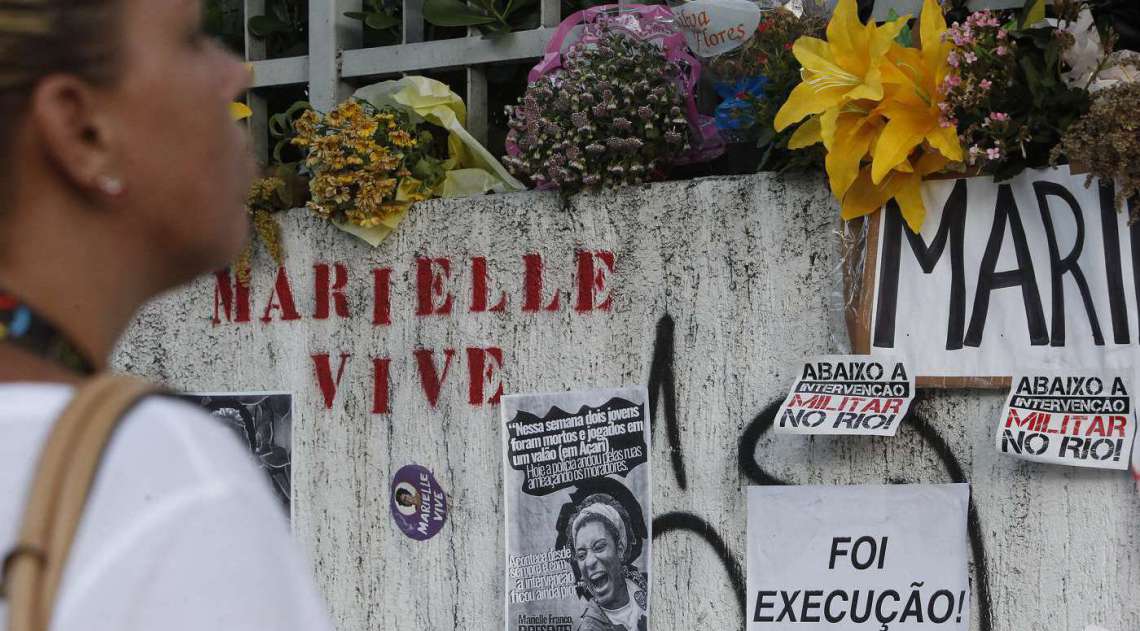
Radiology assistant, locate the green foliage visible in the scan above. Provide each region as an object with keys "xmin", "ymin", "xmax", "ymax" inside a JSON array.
[
  {"xmin": 203, "ymin": 0, "xmax": 244, "ymax": 54},
  {"xmin": 269, "ymin": 100, "xmax": 314, "ymax": 165},
  {"xmin": 247, "ymin": 0, "xmax": 307, "ymax": 58},
  {"xmin": 423, "ymin": 0, "xmax": 541, "ymax": 34},
  {"xmin": 992, "ymin": 24, "xmax": 1091, "ymax": 179},
  {"xmin": 345, "ymin": 0, "xmax": 402, "ymax": 33}
]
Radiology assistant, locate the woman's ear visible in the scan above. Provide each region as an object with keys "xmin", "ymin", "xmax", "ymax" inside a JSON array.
[{"xmin": 28, "ymin": 74, "xmax": 121, "ymax": 194}]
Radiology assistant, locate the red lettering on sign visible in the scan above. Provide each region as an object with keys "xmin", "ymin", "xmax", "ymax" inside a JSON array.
[
  {"xmin": 1108, "ymin": 415, "xmax": 1128, "ymax": 437},
  {"xmin": 372, "ymin": 357, "xmax": 391, "ymax": 414},
  {"xmin": 415, "ymin": 348, "xmax": 455, "ymax": 407},
  {"xmin": 575, "ymin": 250, "xmax": 615, "ymax": 312},
  {"xmin": 471, "ymin": 257, "xmax": 507, "ymax": 313},
  {"xmin": 261, "ymin": 266, "xmax": 301, "ymax": 323},
  {"xmin": 522, "ymin": 253, "xmax": 561, "ymax": 312},
  {"xmin": 1006, "ymin": 408, "xmax": 1045, "ymax": 430},
  {"xmin": 314, "ymin": 262, "xmax": 350, "ymax": 320},
  {"xmin": 416, "ymin": 257, "xmax": 454, "ymax": 316},
  {"xmin": 373, "ymin": 268, "xmax": 392, "ymax": 326},
  {"xmin": 467, "ymin": 347, "xmax": 505, "ymax": 405},
  {"xmin": 312, "ymin": 352, "xmax": 352, "ymax": 409},
  {"xmin": 213, "ymin": 269, "xmax": 251, "ymax": 324}
]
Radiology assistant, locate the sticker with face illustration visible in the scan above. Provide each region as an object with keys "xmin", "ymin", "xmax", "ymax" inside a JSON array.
[{"xmin": 390, "ymin": 464, "xmax": 447, "ymax": 541}]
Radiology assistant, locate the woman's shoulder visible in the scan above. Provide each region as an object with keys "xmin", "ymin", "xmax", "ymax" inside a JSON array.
[{"xmin": 0, "ymin": 382, "xmax": 267, "ymax": 495}]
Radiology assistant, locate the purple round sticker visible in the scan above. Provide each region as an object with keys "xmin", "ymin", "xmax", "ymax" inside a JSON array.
[{"xmin": 390, "ymin": 464, "xmax": 447, "ymax": 541}]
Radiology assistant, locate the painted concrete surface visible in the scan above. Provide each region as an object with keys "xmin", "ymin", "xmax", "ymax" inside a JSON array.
[{"xmin": 114, "ymin": 173, "xmax": 1140, "ymax": 631}]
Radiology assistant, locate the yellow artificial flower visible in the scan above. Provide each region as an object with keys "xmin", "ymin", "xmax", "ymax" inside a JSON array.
[
  {"xmin": 773, "ymin": 0, "xmax": 907, "ymax": 135},
  {"xmin": 777, "ymin": 0, "xmax": 963, "ymax": 232},
  {"xmin": 841, "ymin": 151, "xmax": 950, "ymax": 224},
  {"xmin": 872, "ymin": 0, "xmax": 962, "ymax": 205},
  {"xmin": 230, "ymin": 102, "xmax": 253, "ymax": 121}
]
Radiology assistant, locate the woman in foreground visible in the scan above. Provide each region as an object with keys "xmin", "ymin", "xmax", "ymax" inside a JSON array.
[{"xmin": 0, "ymin": 0, "xmax": 333, "ymax": 628}]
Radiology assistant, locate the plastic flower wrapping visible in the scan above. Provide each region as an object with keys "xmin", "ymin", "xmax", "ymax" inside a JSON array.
[
  {"xmin": 675, "ymin": 0, "xmax": 828, "ymax": 165},
  {"xmin": 503, "ymin": 4, "xmax": 723, "ymax": 193}
]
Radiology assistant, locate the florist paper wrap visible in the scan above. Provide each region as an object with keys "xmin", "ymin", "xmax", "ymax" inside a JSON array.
[
  {"xmin": 514, "ymin": 3, "xmax": 724, "ymax": 173},
  {"xmin": 343, "ymin": 77, "xmax": 525, "ymax": 246}
]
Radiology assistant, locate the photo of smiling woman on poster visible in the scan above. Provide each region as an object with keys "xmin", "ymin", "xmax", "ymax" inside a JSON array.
[{"xmin": 566, "ymin": 494, "xmax": 649, "ymax": 631}]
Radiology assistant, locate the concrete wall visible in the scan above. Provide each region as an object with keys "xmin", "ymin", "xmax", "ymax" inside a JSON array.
[{"xmin": 113, "ymin": 173, "xmax": 1140, "ymax": 631}]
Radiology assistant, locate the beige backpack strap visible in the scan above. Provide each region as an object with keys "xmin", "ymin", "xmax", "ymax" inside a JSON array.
[{"xmin": 2, "ymin": 374, "xmax": 160, "ymax": 631}]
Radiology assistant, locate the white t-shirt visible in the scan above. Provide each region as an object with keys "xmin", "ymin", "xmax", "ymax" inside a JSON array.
[
  {"xmin": 0, "ymin": 383, "xmax": 334, "ymax": 631},
  {"xmin": 599, "ymin": 580, "xmax": 646, "ymax": 631}
]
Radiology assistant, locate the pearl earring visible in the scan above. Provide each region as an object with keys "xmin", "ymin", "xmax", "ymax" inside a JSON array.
[{"xmin": 97, "ymin": 175, "xmax": 124, "ymax": 196}]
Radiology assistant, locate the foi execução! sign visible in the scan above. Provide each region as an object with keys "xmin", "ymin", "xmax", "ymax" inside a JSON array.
[{"xmin": 868, "ymin": 167, "xmax": 1140, "ymax": 380}]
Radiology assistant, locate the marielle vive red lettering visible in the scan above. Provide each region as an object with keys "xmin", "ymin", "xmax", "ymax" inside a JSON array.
[{"xmin": 209, "ymin": 250, "xmax": 616, "ymax": 412}]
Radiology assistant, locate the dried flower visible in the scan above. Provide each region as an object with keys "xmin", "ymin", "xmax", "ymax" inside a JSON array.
[
  {"xmin": 1054, "ymin": 82, "xmax": 1140, "ymax": 214},
  {"xmin": 504, "ymin": 30, "xmax": 693, "ymax": 193},
  {"xmin": 235, "ymin": 176, "xmax": 290, "ymax": 286},
  {"xmin": 293, "ymin": 99, "xmax": 434, "ymax": 229}
]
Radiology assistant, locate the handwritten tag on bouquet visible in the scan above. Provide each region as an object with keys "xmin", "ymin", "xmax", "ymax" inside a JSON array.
[{"xmin": 672, "ymin": 0, "xmax": 763, "ymax": 57}]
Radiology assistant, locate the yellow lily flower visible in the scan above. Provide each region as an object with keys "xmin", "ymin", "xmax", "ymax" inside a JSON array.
[
  {"xmin": 773, "ymin": 0, "xmax": 907, "ymax": 136},
  {"xmin": 842, "ymin": 149, "xmax": 950, "ymax": 230},
  {"xmin": 230, "ymin": 102, "xmax": 253, "ymax": 121},
  {"xmin": 873, "ymin": 0, "xmax": 962, "ymax": 185},
  {"xmin": 778, "ymin": 0, "xmax": 962, "ymax": 232}
]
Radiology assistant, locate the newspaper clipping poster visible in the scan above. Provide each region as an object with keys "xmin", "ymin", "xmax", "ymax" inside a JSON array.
[
  {"xmin": 996, "ymin": 372, "xmax": 1137, "ymax": 470},
  {"xmin": 748, "ymin": 484, "xmax": 970, "ymax": 630},
  {"xmin": 774, "ymin": 356, "xmax": 915, "ymax": 437},
  {"xmin": 502, "ymin": 386, "xmax": 651, "ymax": 631}
]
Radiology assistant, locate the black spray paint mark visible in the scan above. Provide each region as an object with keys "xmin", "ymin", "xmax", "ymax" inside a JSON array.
[
  {"xmin": 653, "ymin": 512, "xmax": 747, "ymax": 616},
  {"xmin": 648, "ymin": 314, "xmax": 688, "ymax": 490}
]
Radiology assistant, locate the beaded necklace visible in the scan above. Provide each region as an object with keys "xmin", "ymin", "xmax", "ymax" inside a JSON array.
[{"xmin": 0, "ymin": 290, "xmax": 95, "ymax": 375}]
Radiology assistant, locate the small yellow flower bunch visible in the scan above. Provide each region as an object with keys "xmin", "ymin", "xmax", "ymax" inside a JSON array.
[
  {"xmin": 235, "ymin": 176, "xmax": 290, "ymax": 286},
  {"xmin": 775, "ymin": 0, "xmax": 963, "ymax": 232},
  {"xmin": 293, "ymin": 99, "xmax": 431, "ymax": 229}
]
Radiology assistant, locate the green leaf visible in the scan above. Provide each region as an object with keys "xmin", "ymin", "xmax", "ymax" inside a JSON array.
[
  {"xmin": 269, "ymin": 113, "xmax": 290, "ymax": 137},
  {"xmin": 503, "ymin": 0, "xmax": 539, "ymax": 17},
  {"xmin": 1020, "ymin": 0, "xmax": 1046, "ymax": 28},
  {"xmin": 272, "ymin": 139, "xmax": 288, "ymax": 165},
  {"xmin": 285, "ymin": 100, "xmax": 312, "ymax": 118},
  {"xmin": 344, "ymin": 11, "xmax": 370, "ymax": 20},
  {"xmin": 365, "ymin": 12, "xmax": 401, "ymax": 30},
  {"xmin": 423, "ymin": 0, "xmax": 498, "ymax": 27},
  {"xmin": 248, "ymin": 15, "xmax": 289, "ymax": 37}
]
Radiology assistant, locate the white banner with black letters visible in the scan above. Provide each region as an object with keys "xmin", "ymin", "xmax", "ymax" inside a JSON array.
[
  {"xmin": 871, "ymin": 167, "xmax": 1140, "ymax": 378},
  {"xmin": 747, "ymin": 484, "xmax": 970, "ymax": 631}
]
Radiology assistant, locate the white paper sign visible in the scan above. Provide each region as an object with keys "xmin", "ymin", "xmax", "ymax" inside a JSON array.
[
  {"xmin": 747, "ymin": 484, "xmax": 970, "ymax": 631},
  {"xmin": 870, "ymin": 167, "xmax": 1140, "ymax": 379},
  {"xmin": 774, "ymin": 355, "xmax": 914, "ymax": 436},
  {"xmin": 502, "ymin": 386, "xmax": 652, "ymax": 631},
  {"xmin": 672, "ymin": 0, "xmax": 763, "ymax": 58},
  {"xmin": 995, "ymin": 372, "xmax": 1137, "ymax": 470}
]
